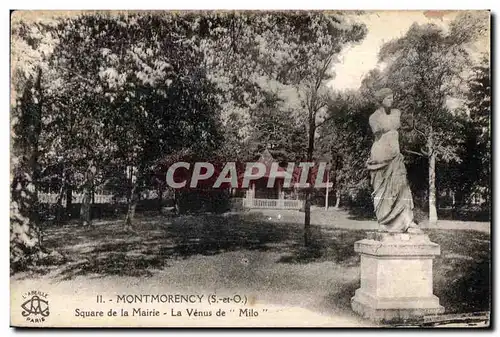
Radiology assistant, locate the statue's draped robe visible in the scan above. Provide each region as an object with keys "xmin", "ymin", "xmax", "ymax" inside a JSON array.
[{"xmin": 367, "ymin": 108, "xmax": 414, "ymax": 232}]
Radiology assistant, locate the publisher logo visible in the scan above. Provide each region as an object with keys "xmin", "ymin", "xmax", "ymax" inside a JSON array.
[{"xmin": 21, "ymin": 291, "xmax": 49, "ymax": 323}]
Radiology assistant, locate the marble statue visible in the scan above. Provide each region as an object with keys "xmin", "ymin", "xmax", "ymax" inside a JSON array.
[{"xmin": 366, "ymin": 88, "xmax": 420, "ymax": 233}]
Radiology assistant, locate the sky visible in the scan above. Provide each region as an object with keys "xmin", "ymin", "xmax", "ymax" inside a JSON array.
[{"xmin": 328, "ymin": 10, "xmax": 466, "ymax": 91}]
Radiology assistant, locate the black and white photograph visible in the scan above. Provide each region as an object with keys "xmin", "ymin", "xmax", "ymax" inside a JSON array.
[{"xmin": 9, "ymin": 9, "xmax": 491, "ymax": 327}]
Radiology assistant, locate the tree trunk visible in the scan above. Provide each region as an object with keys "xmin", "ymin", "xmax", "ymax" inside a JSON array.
[
  {"xmin": 304, "ymin": 113, "xmax": 315, "ymax": 247},
  {"xmin": 124, "ymin": 166, "xmax": 142, "ymax": 231},
  {"xmin": 80, "ymin": 186, "xmax": 92, "ymax": 226},
  {"xmin": 80, "ymin": 162, "xmax": 96, "ymax": 227},
  {"xmin": 66, "ymin": 182, "xmax": 73, "ymax": 219},
  {"xmin": 304, "ymin": 189, "xmax": 312, "ymax": 246},
  {"xmin": 55, "ymin": 179, "xmax": 65, "ymax": 206},
  {"xmin": 334, "ymin": 170, "xmax": 342, "ymax": 209},
  {"xmin": 124, "ymin": 181, "xmax": 139, "ymax": 231},
  {"xmin": 10, "ymin": 67, "xmax": 44, "ymax": 272},
  {"xmin": 428, "ymin": 135, "xmax": 438, "ymax": 226},
  {"xmin": 174, "ymin": 189, "xmax": 178, "ymax": 213},
  {"xmin": 335, "ymin": 189, "xmax": 341, "ymax": 208},
  {"xmin": 325, "ymin": 173, "xmax": 329, "ymax": 211},
  {"xmin": 158, "ymin": 187, "xmax": 163, "ymax": 215},
  {"xmin": 55, "ymin": 168, "xmax": 69, "ymax": 222}
]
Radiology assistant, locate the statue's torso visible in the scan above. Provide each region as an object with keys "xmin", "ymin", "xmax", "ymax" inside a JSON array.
[{"xmin": 369, "ymin": 108, "xmax": 401, "ymax": 163}]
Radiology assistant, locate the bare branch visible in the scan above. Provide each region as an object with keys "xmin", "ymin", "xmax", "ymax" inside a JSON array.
[
  {"xmin": 420, "ymin": 146, "xmax": 429, "ymax": 156},
  {"xmin": 412, "ymin": 124, "xmax": 427, "ymax": 139},
  {"xmin": 404, "ymin": 149, "xmax": 426, "ymax": 157},
  {"xmin": 315, "ymin": 113, "xmax": 335, "ymax": 129}
]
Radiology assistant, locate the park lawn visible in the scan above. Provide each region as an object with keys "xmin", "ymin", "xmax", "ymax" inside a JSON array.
[{"xmin": 14, "ymin": 211, "xmax": 491, "ymax": 318}]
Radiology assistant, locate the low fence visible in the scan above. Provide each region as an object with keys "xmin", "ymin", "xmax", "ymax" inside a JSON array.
[
  {"xmin": 243, "ymin": 198, "xmax": 304, "ymax": 210},
  {"xmin": 37, "ymin": 193, "xmax": 127, "ymax": 205},
  {"xmin": 38, "ymin": 193, "xmax": 305, "ymax": 212}
]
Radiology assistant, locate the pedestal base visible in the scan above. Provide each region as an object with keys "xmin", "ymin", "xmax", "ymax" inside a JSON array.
[{"xmin": 351, "ymin": 232, "xmax": 445, "ymax": 324}]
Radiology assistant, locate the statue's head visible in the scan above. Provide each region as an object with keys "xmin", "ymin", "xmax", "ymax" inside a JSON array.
[{"xmin": 375, "ymin": 88, "xmax": 393, "ymax": 108}]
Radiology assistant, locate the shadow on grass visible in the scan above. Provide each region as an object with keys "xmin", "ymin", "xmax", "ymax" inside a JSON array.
[
  {"xmin": 428, "ymin": 229, "xmax": 491, "ymax": 314},
  {"xmin": 40, "ymin": 212, "xmax": 366, "ymax": 279},
  {"xmin": 276, "ymin": 228, "xmax": 366, "ymax": 265},
  {"xmin": 345, "ymin": 206, "xmax": 377, "ymax": 221},
  {"xmin": 37, "ymin": 212, "xmax": 323, "ymax": 280}
]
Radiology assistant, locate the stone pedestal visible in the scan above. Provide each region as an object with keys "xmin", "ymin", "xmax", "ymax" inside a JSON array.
[{"xmin": 351, "ymin": 232, "xmax": 445, "ymax": 324}]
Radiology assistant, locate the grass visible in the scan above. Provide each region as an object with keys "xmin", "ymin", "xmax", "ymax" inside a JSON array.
[
  {"xmin": 18, "ymin": 210, "xmax": 491, "ymax": 316},
  {"xmin": 428, "ymin": 230, "xmax": 491, "ymax": 313}
]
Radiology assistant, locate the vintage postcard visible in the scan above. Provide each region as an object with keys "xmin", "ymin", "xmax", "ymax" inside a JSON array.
[{"xmin": 10, "ymin": 10, "xmax": 491, "ymax": 328}]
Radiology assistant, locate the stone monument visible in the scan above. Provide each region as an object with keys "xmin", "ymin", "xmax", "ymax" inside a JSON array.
[{"xmin": 351, "ymin": 88, "xmax": 444, "ymax": 323}]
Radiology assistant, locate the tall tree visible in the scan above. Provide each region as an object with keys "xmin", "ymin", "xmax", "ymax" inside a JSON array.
[
  {"xmin": 10, "ymin": 16, "xmax": 58, "ymax": 271},
  {"xmin": 459, "ymin": 56, "xmax": 491, "ymax": 206},
  {"xmin": 245, "ymin": 91, "xmax": 308, "ymax": 162},
  {"xmin": 50, "ymin": 13, "xmax": 223, "ymax": 230},
  {"xmin": 206, "ymin": 12, "xmax": 366, "ymax": 245},
  {"xmin": 11, "ymin": 69, "xmax": 44, "ymax": 271},
  {"xmin": 192, "ymin": 13, "xmax": 366, "ymax": 246},
  {"xmin": 255, "ymin": 12, "xmax": 366, "ymax": 245},
  {"xmin": 317, "ymin": 90, "xmax": 375, "ymax": 210},
  {"xmin": 378, "ymin": 13, "xmax": 488, "ymax": 225}
]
